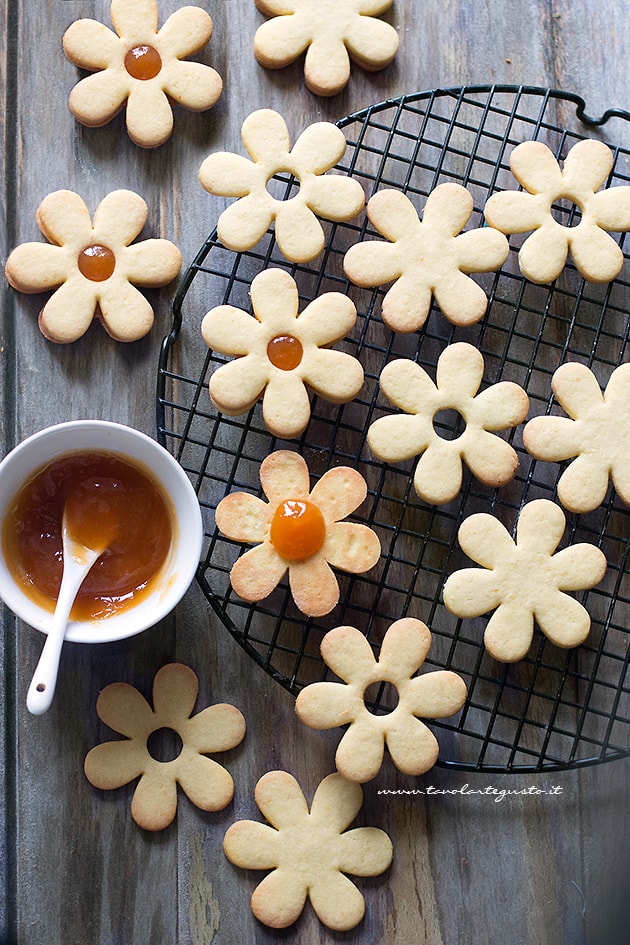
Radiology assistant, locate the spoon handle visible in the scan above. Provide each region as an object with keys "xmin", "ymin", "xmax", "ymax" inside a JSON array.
[{"xmin": 26, "ymin": 545, "xmax": 100, "ymax": 715}]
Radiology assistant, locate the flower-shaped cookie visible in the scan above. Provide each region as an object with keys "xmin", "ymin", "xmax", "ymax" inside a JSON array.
[
  {"xmin": 484, "ymin": 138, "xmax": 630, "ymax": 284},
  {"xmin": 202, "ymin": 268, "xmax": 364, "ymax": 438},
  {"xmin": 63, "ymin": 0, "xmax": 222, "ymax": 148},
  {"xmin": 254, "ymin": 0, "xmax": 399, "ymax": 97},
  {"xmin": 296, "ymin": 619, "xmax": 467, "ymax": 782},
  {"xmin": 215, "ymin": 450, "xmax": 380, "ymax": 617},
  {"xmin": 367, "ymin": 343, "xmax": 529, "ymax": 504},
  {"xmin": 524, "ymin": 361, "xmax": 630, "ymax": 513},
  {"xmin": 198, "ymin": 109, "xmax": 365, "ymax": 262},
  {"xmin": 84, "ymin": 663, "xmax": 246, "ymax": 831},
  {"xmin": 343, "ymin": 185, "xmax": 509, "ymax": 332},
  {"xmin": 443, "ymin": 500, "xmax": 607, "ymax": 662},
  {"xmin": 223, "ymin": 770, "xmax": 393, "ymax": 930},
  {"xmin": 5, "ymin": 189, "xmax": 182, "ymax": 343}
]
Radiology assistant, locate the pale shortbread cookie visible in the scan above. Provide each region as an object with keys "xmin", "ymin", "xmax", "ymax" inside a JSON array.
[
  {"xmin": 198, "ymin": 108, "xmax": 365, "ymax": 262},
  {"xmin": 484, "ymin": 138, "xmax": 630, "ymax": 284},
  {"xmin": 223, "ymin": 770, "xmax": 393, "ymax": 930},
  {"xmin": 202, "ymin": 268, "xmax": 364, "ymax": 439},
  {"xmin": 295, "ymin": 619, "xmax": 467, "ymax": 782},
  {"xmin": 367, "ymin": 342, "xmax": 529, "ymax": 504},
  {"xmin": 215, "ymin": 450, "xmax": 381, "ymax": 617},
  {"xmin": 254, "ymin": 0, "xmax": 399, "ymax": 97},
  {"xmin": 63, "ymin": 0, "xmax": 222, "ymax": 148},
  {"xmin": 343, "ymin": 185, "xmax": 509, "ymax": 332},
  {"xmin": 5, "ymin": 189, "xmax": 182, "ymax": 343},
  {"xmin": 524, "ymin": 361, "xmax": 630, "ymax": 513},
  {"xmin": 84, "ymin": 663, "xmax": 246, "ymax": 831},
  {"xmin": 443, "ymin": 499, "xmax": 607, "ymax": 662}
]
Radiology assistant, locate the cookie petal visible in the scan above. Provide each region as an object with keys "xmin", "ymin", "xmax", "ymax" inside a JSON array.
[
  {"xmin": 378, "ymin": 617, "xmax": 430, "ymax": 677},
  {"xmin": 210, "ymin": 357, "xmax": 270, "ymax": 414},
  {"xmin": 5, "ymin": 243, "xmax": 68, "ymax": 292},
  {"xmin": 443, "ymin": 567, "xmax": 502, "ymax": 618},
  {"xmin": 251, "ymin": 268, "xmax": 299, "ymax": 324},
  {"xmin": 557, "ymin": 454, "xmax": 610, "ymax": 513},
  {"xmin": 151, "ymin": 662, "xmax": 197, "ymax": 723},
  {"xmin": 223, "ymin": 820, "xmax": 280, "ymax": 869},
  {"xmin": 96, "ymin": 680, "xmax": 154, "ymax": 736},
  {"xmin": 303, "ymin": 38, "xmax": 351, "ymax": 96},
  {"xmin": 303, "ymin": 174, "xmax": 365, "ymax": 222},
  {"xmin": 242, "ymin": 108, "xmax": 290, "ymax": 162},
  {"xmin": 255, "ymin": 770, "xmax": 309, "ymax": 827},
  {"xmin": 185, "ymin": 703, "xmax": 246, "ymax": 753},
  {"xmin": 484, "ymin": 602, "xmax": 535, "ymax": 662},
  {"xmin": 422, "ymin": 183, "xmax": 473, "ymax": 234},
  {"xmin": 36, "ymin": 190, "xmax": 92, "ymax": 245},
  {"xmin": 260, "ymin": 450, "xmax": 311, "ymax": 503},
  {"xmin": 289, "ymin": 555, "xmax": 340, "ymax": 616},
  {"xmin": 309, "ymin": 872, "xmax": 367, "ymax": 931},
  {"xmin": 320, "ymin": 625, "xmax": 376, "ymax": 682},
  {"xmin": 274, "ymin": 202, "xmax": 325, "ymax": 262},
  {"xmin": 385, "ymin": 714, "xmax": 439, "ymax": 774},
  {"xmin": 84, "ymin": 739, "xmax": 145, "ymax": 789},
  {"xmin": 367, "ymin": 413, "xmax": 432, "ymax": 462},
  {"xmin": 367, "ymin": 189, "xmax": 420, "ymax": 241},
  {"xmin": 336, "ymin": 825, "xmax": 393, "ymax": 877},
  {"xmin": 382, "ymin": 273, "xmax": 433, "ymax": 332},
  {"xmin": 569, "ymin": 222, "xmax": 624, "ymax": 283},
  {"xmin": 454, "ymin": 226, "xmax": 510, "ymax": 272},
  {"xmin": 68, "ymin": 70, "xmax": 130, "ymax": 127},
  {"xmin": 198, "ymin": 152, "xmax": 261, "ymax": 197},
  {"xmin": 523, "ymin": 415, "xmax": 579, "ymax": 461},
  {"xmin": 413, "ymin": 439, "xmax": 463, "ymax": 504},
  {"xmin": 161, "ymin": 60, "xmax": 222, "ymax": 111},
  {"xmin": 324, "ymin": 523, "xmax": 381, "ymax": 574},
  {"xmin": 343, "ymin": 239, "xmax": 403, "ymax": 287},
  {"xmin": 262, "ymin": 374, "xmax": 311, "ymax": 437},
  {"xmin": 484, "ymin": 190, "xmax": 546, "ymax": 233},
  {"xmin": 457, "ymin": 512, "xmax": 513, "ymax": 567},
  {"xmin": 562, "ymin": 138, "xmax": 613, "ymax": 192},
  {"xmin": 519, "ymin": 226, "xmax": 569, "ymax": 284},
  {"xmin": 97, "ymin": 280, "xmax": 154, "ymax": 342},
  {"xmin": 310, "ymin": 467, "xmax": 367, "ymax": 521},
  {"xmin": 93, "ymin": 189, "xmax": 147, "ymax": 245},
  {"xmin": 255, "ymin": 17, "xmax": 310, "ymax": 68},
  {"xmin": 217, "ymin": 195, "xmax": 274, "ymax": 251},
  {"xmin": 406, "ymin": 670, "xmax": 467, "ymax": 718},
  {"xmin": 131, "ymin": 767, "xmax": 178, "ymax": 831},
  {"xmin": 588, "ymin": 186, "xmax": 630, "ymax": 230},
  {"xmin": 125, "ymin": 84, "xmax": 174, "ymax": 147},
  {"xmin": 515, "ymin": 499, "xmax": 565, "ymax": 554},
  {"xmin": 63, "ymin": 19, "xmax": 121, "ymax": 69},
  {"xmin": 436, "ymin": 342, "xmax": 483, "ymax": 399},
  {"xmin": 510, "ymin": 140, "xmax": 563, "ymax": 193},
  {"xmin": 298, "ymin": 292, "xmax": 357, "ymax": 345},
  {"xmin": 290, "ymin": 122, "xmax": 347, "ymax": 173},
  {"xmin": 296, "ymin": 681, "xmax": 359, "ymax": 728},
  {"xmin": 123, "ymin": 239, "xmax": 182, "ymax": 286},
  {"xmin": 38, "ymin": 280, "xmax": 98, "ymax": 343},
  {"xmin": 471, "ymin": 382, "xmax": 529, "ymax": 430},
  {"xmin": 215, "ymin": 491, "xmax": 271, "ymax": 542},
  {"xmin": 461, "ymin": 429, "xmax": 519, "ymax": 488},
  {"xmin": 533, "ymin": 589, "xmax": 592, "ymax": 649},
  {"xmin": 251, "ymin": 869, "xmax": 308, "ymax": 928},
  {"xmin": 551, "ymin": 543, "xmax": 607, "ymax": 591},
  {"xmin": 158, "ymin": 6, "xmax": 213, "ymax": 57},
  {"xmin": 312, "ymin": 772, "xmax": 364, "ymax": 828},
  {"xmin": 552, "ymin": 361, "xmax": 604, "ymax": 417},
  {"xmin": 176, "ymin": 752, "xmax": 235, "ymax": 811},
  {"xmin": 336, "ymin": 718, "xmax": 385, "ymax": 781},
  {"xmin": 202, "ymin": 305, "xmax": 261, "ymax": 355},
  {"xmin": 610, "ymin": 456, "xmax": 630, "ymax": 505},
  {"xmin": 433, "ymin": 270, "xmax": 490, "ymax": 325},
  {"xmin": 380, "ymin": 358, "xmax": 438, "ymax": 413},
  {"xmin": 345, "ymin": 16, "xmax": 399, "ymax": 70},
  {"xmin": 230, "ymin": 544, "xmax": 287, "ymax": 602}
]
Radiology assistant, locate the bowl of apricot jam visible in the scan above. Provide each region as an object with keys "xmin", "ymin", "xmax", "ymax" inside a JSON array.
[{"xmin": 0, "ymin": 420, "xmax": 203, "ymax": 643}]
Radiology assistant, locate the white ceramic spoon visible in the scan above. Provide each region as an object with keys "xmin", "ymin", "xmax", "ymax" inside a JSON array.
[{"xmin": 26, "ymin": 514, "xmax": 104, "ymax": 715}]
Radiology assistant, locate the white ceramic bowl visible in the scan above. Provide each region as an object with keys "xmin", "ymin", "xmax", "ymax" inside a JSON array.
[{"xmin": 0, "ymin": 420, "xmax": 203, "ymax": 643}]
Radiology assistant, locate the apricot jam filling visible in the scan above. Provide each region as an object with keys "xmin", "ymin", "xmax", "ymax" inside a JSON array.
[
  {"xmin": 2, "ymin": 451, "xmax": 173, "ymax": 620},
  {"xmin": 269, "ymin": 499, "xmax": 326, "ymax": 561},
  {"xmin": 124, "ymin": 44, "xmax": 162, "ymax": 81},
  {"xmin": 267, "ymin": 334, "xmax": 303, "ymax": 371},
  {"xmin": 78, "ymin": 244, "xmax": 116, "ymax": 282}
]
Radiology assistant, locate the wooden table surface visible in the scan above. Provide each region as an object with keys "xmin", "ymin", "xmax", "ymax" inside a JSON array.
[{"xmin": 2, "ymin": 2, "xmax": 630, "ymax": 943}]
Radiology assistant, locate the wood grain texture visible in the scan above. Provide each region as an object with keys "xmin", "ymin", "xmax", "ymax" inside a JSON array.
[{"xmin": 1, "ymin": 1, "xmax": 630, "ymax": 944}]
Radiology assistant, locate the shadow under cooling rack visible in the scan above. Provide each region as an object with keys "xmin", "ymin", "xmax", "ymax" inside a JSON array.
[{"xmin": 157, "ymin": 85, "xmax": 630, "ymax": 773}]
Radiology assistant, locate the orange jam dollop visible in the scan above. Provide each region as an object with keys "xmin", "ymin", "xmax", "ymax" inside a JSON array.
[
  {"xmin": 267, "ymin": 334, "xmax": 304, "ymax": 371},
  {"xmin": 2, "ymin": 451, "xmax": 173, "ymax": 620},
  {"xmin": 124, "ymin": 44, "xmax": 162, "ymax": 80},
  {"xmin": 269, "ymin": 498, "xmax": 326, "ymax": 561},
  {"xmin": 78, "ymin": 244, "xmax": 116, "ymax": 282}
]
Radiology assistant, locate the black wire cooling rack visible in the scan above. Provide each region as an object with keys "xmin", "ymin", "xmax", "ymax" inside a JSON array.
[{"xmin": 157, "ymin": 85, "xmax": 630, "ymax": 772}]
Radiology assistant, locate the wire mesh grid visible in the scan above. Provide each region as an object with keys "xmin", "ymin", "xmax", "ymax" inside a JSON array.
[{"xmin": 157, "ymin": 85, "xmax": 630, "ymax": 772}]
